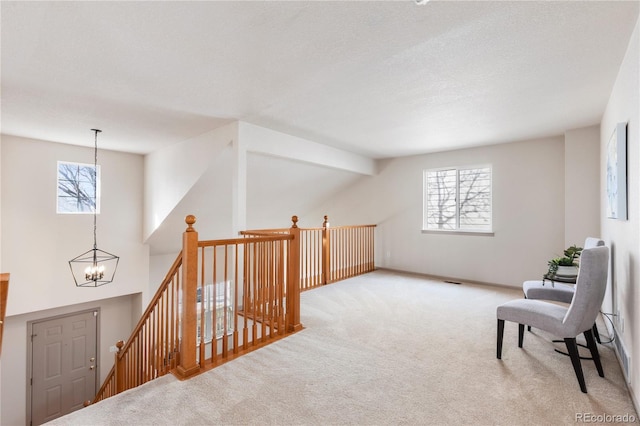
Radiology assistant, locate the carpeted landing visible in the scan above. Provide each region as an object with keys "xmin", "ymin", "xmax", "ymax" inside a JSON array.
[{"xmin": 50, "ymin": 270, "xmax": 638, "ymax": 425}]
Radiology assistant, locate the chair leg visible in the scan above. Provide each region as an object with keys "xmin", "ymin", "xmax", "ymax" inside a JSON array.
[
  {"xmin": 523, "ymin": 293, "xmax": 532, "ymax": 333},
  {"xmin": 518, "ymin": 324, "xmax": 525, "ymax": 348},
  {"xmin": 584, "ymin": 329, "xmax": 604, "ymax": 377},
  {"xmin": 565, "ymin": 337, "xmax": 587, "ymax": 393},
  {"xmin": 592, "ymin": 323, "xmax": 601, "ymax": 344},
  {"xmin": 497, "ymin": 319, "xmax": 504, "ymax": 359}
]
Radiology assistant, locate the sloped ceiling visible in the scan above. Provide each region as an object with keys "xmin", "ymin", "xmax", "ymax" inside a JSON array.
[
  {"xmin": 146, "ymin": 150, "xmax": 363, "ymax": 254},
  {"xmin": 145, "ymin": 148, "xmax": 234, "ymax": 255},
  {"xmin": 2, "ymin": 1, "xmax": 639, "ymax": 158},
  {"xmin": 247, "ymin": 153, "xmax": 363, "ymax": 230}
]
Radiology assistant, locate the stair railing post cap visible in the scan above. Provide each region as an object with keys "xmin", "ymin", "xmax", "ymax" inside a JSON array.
[{"xmin": 185, "ymin": 215, "xmax": 197, "ymax": 231}]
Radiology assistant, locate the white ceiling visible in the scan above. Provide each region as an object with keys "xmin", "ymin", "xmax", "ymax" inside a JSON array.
[{"xmin": 2, "ymin": 1, "xmax": 639, "ymax": 159}]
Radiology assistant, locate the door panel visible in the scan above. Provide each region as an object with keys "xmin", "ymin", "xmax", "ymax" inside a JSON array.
[{"xmin": 31, "ymin": 311, "xmax": 97, "ymax": 425}]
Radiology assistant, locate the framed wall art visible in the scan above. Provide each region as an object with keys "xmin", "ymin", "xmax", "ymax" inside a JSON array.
[{"xmin": 606, "ymin": 122, "xmax": 627, "ymax": 220}]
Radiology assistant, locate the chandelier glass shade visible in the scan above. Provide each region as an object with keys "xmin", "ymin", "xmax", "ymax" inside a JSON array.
[{"xmin": 69, "ymin": 129, "xmax": 119, "ymax": 287}]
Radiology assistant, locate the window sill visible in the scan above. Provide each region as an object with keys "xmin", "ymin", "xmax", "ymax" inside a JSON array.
[{"xmin": 421, "ymin": 229, "xmax": 494, "ymax": 237}]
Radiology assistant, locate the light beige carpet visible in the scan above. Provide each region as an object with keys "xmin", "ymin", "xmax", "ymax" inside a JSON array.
[{"xmin": 50, "ymin": 270, "xmax": 637, "ymax": 425}]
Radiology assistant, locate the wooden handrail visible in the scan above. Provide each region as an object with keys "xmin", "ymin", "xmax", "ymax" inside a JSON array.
[
  {"xmin": 0, "ymin": 273, "xmax": 9, "ymax": 358},
  {"xmin": 201, "ymin": 234, "xmax": 293, "ymax": 246},
  {"xmin": 240, "ymin": 229, "xmax": 290, "ymax": 236}
]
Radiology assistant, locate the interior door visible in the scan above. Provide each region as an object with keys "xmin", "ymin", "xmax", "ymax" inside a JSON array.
[{"xmin": 30, "ymin": 310, "xmax": 98, "ymax": 425}]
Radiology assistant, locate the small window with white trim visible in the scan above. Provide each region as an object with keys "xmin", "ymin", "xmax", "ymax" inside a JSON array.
[
  {"xmin": 423, "ymin": 166, "xmax": 492, "ymax": 232},
  {"xmin": 57, "ymin": 161, "xmax": 100, "ymax": 214}
]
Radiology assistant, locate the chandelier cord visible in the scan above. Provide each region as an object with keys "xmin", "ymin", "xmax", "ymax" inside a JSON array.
[
  {"xmin": 92, "ymin": 129, "xmax": 101, "ymax": 252},
  {"xmin": 69, "ymin": 127, "xmax": 118, "ymax": 287}
]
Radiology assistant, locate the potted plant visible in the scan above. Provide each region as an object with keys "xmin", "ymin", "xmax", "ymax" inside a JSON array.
[{"xmin": 547, "ymin": 245, "xmax": 583, "ymax": 277}]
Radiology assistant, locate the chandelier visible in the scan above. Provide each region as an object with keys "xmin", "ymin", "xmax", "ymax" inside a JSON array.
[{"xmin": 68, "ymin": 129, "xmax": 119, "ymax": 287}]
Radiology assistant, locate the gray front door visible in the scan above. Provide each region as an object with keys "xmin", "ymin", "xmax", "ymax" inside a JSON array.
[{"xmin": 30, "ymin": 310, "xmax": 98, "ymax": 425}]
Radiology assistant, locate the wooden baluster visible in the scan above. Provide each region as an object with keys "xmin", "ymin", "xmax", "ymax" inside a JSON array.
[
  {"xmin": 199, "ymin": 246, "xmax": 205, "ymax": 366},
  {"xmin": 0, "ymin": 273, "xmax": 9, "ymax": 358},
  {"xmin": 277, "ymin": 240, "xmax": 285, "ymax": 333},
  {"xmin": 162, "ymin": 291, "xmax": 168, "ymax": 373},
  {"xmin": 260, "ymin": 241, "xmax": 267, "ymax": 341},
  {"xmin": 342, "ymin": 229, "xmax": 346, "ymax": 279},
  {"xmin": 176, "ymin": 215, "xmax": 200, "ymax": 378},
  {"xmin": 251, "ymin": 241, "xmax": 258, "ymax": 345},
  {"xmin": 243, "ymin": 242, "xmax": 251, "ymax": 349},
  {"xmin": 268, "ymin": 240, "xmax": 275, "ymax": 337},
  {"xmin": 287, "ymin": 216, "xmax": 302, "ymax": 332},
  {"xmin": 303, "ymin": 231, "xmax": 308, "ymax": 289},
  {"xmin": 335, "ymin": 228, "xmax": 340, "ymax": 282},
  {"xmin": 360, "ymin": 227, "xmax": 365, "ymax": 274},
  {"xmin": 171, "ymin": 276, "xmax": 176, "ymax": 369},
  {"xmin": 353, "ymin": 228, "xmax": 357, "ymax": 277},
  {"xmin": 233, "ymin": 243, "xmax": 239, "ymax": 354},
  {"xmin": 370, "ymin": 226, "xmax": 375, "ymax": 271},
  {"xmin": 223, "ymin": 245, "xmax": 229, "ymax": 357},
  {"xmin": 212, "ymin": 246, "xmax": 218, "ymax": 364},
  {"xmin": 322, "ymin": 216, "xmax": 330, "ymax": 285},
  {"xmin": 140, "ymin": 323, "xmax": 145, "ymax": 383}
]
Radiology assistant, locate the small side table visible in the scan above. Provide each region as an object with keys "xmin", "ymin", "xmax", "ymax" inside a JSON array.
[{"xmin": 542, "ymin": 273, "xmax": 577, "ymax": 286}]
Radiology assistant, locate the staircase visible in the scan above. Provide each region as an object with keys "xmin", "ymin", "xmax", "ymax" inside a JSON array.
[{"xmin": 91, "ymin": 215, "xmax": 375, "ymax": 404}]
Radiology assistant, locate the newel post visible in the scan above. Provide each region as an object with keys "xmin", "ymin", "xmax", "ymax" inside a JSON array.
[
  {"xmin": 176, "ymin": 215, "xmax": 200, "ymax": 378},
  {"xmin": 115, "ymin": 340, "xmax": 125, "ymax": 394},
  {"xmin": 286, "ymin": 216, "xmax": 302, "ymax": 332},
  {"xmin": 322, "ymin": 215, "xmax": 331, "ymax": 285}
]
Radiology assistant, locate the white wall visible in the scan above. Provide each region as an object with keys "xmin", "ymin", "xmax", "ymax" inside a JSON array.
[
  {"xmin": 600, "ymin": 14, "xmax": 640, "ymax": 405},
  {"xmin": 0, "ymin": 134, "xmax": 148, "ymax": 425},
  {"xmin": 564, "ymin": 125, "xmax": 601, "ymax": 246},
  {"xmin": 1, "ymin": 135, "xmax": 148, "ymax": 316},
  {"xmin": 144, "ymin": 122, "xmax": 238, "ymax": 241},
  {"xmin": 307, "ymin": 136, "xmax": 596, "ymax": 288},
  {"xmin": 1, "ymin": 294, "xmax": 136, "ymax": 426}
]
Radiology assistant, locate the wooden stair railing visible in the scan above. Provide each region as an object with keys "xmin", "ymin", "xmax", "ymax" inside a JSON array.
[
  {"xmin": 242, "ymin": 215, "xmax": 376, "ymax": 292},
  {"xmin": 92, "ymin": 215, "xmax": 302, "ymax": 404},
  {"xmin": 323, "ymin": 218, "xmax": 376, "ymax": 284},
  {"xmin": 91, "ymin": 214, "xmax": 374, "ymax": 404},
  {"xmin": 194, "ymin": 222, "xmax": 300, "ymax": 371},
  {"xmin": 92, "ymin": 252, "xmax": 183, "ymax": 403},
  {"xmin": 0, "ymin": 273, "xmax": 9, "ymax": 358}
]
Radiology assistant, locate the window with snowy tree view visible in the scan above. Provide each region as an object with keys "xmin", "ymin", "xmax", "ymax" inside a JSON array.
[
  {"xmin": 423, "ymin": 166, "xmax": 492, "ymax": 232},
  {"xmin": 57, "ymin": 161, "xmax": 100, "ymax": 214}
]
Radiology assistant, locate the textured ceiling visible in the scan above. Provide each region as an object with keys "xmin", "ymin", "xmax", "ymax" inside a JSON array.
[{"xmin": 2, "ymin": 1, "xmax": 638, "ymax": 158}]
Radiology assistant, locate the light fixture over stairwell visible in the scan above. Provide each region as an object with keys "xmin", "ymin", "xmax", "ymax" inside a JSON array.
[{"xmin": 69, "ymin": 129, "xmax": 119, "ymax": 287}]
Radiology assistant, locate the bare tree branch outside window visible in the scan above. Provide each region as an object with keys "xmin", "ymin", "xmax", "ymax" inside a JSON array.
[
  {"xmin": 57, "ymin": 162, "xmax": 100, "ymax": 213},
  {"xmin": 424, "ymin": 167, "xmax": 491, "ymax": 231}
]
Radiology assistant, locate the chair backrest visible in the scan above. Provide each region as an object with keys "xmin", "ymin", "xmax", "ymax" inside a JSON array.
[
  {"xmin": 583, "ymin": 237, "xmax": 605, "ymax": 249},
  {"xmin": 563, "ymin": 246, "xmax": 609, "ymax": 335}
]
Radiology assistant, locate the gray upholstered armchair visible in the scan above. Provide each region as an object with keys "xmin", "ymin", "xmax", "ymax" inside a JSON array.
[
  {"xmin": 522, "ymin": 237, "xmax": 605, "ymax": 341},
  {"xmin": 496, "ymin": 246, "xmax": 609, "ymax": 393}
]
